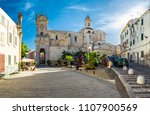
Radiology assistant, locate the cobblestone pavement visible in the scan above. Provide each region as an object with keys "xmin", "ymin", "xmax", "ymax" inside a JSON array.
[
  {"xmin": 113, "ymin": 63, "xmax": 150, "ymax": 98},
  {"xmin": 0, "ymin": 67, "xmax": 120, "ymax": 98}
]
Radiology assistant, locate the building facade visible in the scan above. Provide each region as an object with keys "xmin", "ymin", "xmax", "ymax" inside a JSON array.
[
  {"xmin": 26, "ymin": 50, "xmax": 36, "ymax": 59},
  {"xmin": 0, "ymin": 8, "xmax": 23, "ymax": 75},
  {"xmin": 120, "ymin": 8, "xmax": 150, "ymax": 66},
  {"xmin": 35, "ymin": 15, "xmax": 107, "ymax": 64},
  {"xmin": 94, "ymin": 43, "xmax": 121, "ymax": 56}
]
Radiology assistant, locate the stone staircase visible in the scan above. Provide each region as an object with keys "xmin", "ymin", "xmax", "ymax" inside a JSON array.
[{"xmin": 123, "ymin": 75, "xmax": 150, "ymax": 98}]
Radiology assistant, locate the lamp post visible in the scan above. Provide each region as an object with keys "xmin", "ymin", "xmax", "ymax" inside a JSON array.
[{"xmin": 88, "ymin": 46, "xmax": 92, "ymax": 63}]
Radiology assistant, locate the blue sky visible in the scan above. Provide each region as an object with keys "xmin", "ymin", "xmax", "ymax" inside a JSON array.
[{"xmin": 0, "ymin": 0, "xmax": 149, "ymax": 50}]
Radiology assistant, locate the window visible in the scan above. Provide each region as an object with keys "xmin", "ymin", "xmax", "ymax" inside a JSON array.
[
  {"xmin": 75, "ymin": 36, "xmax": 77, "ymax": 42},
  {"xmin": 14, "ymin": 56, "xmax": 16, "ymax": 64},
  {"xmin": 89, "ymin": 35, "xmax": 91, "ymax": 39},
  {"xmin": 130, "ymin": 28, "xmax": 132, "ymax": 35},
  {"xmin": 56, "ymin": 35, "xmax": 58, "ymax": 40},
  {"xmin": 141, "ymin": 33, "xmax": 144, "ymax": 41},
  {"xmin": 8, "ymin": 55, "xmax": 11, "ymax": 65},
  {"xmin": 126, "ymin": 39, "xmax": 128, "ymax": 44},
  {"xmin": 40, "ymin": 32, "xmax": 43, "ymax": 37},
  {"xmin": 133, "ymin": 39, "xmax": 135, "ymax": 45},
  {"xmin": 15, "ymin": 37, "xmax": 17, "ymax": 46},
  {"xmin": 0, "ymin": 32, "xmax": 4, "ymax": 42},
  {"xmin": 132, "ymin": 25, "xmax": 135, "ymax": 33},
  {"xmin": 88, "ymin": 23, "xmax": 90, "ymax": 26},
  {"xmin": 88, "ymin": 31, "xmax": 91, "ymax": 33},
  {"xmin": 141, "ymin": 19, "xmax": 144, "ymax": 25},
  {"xmin": 8, "ymin": 32, "xmax": 12, "ymax": 44},
  {"xmin": 1, "ymin": 16, "xmax": 5, "ymax": 25},
  {"xmin": 68, "ymin": 33, "xmax": 71, "ymax": 37},
  {"xmin": 0, "ymin": 14, "xmax": 2, "ymax": 23},
  {"xmin": 141, "ymin": 51, "xmax": 144, "ymax": 58},
  {"xmin": 130, "ymin": 41, "xmax": 132, "ymax": 46},
  {"xmin": 127, "ymin": 30, "xmax": 128, "ymax": 35}
]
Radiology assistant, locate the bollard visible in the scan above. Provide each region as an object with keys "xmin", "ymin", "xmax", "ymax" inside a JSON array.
[
  {"xmin": 107, "ymin": 61, "xmax": 113, "ymax": 68},
  {"xmin": 93, "ymin": 70, "xmax": 95, "ymax": 75},
  {"xmin": 128, "ymin": 68, "xmax": 134, "ymax": 75},
  {"xmin": 123, "ymin": 66, "xmax": 128, "ymax": 71},
  {"xmin": 137, "ymin": 75, "xmax": 145, "ymax": 85}
]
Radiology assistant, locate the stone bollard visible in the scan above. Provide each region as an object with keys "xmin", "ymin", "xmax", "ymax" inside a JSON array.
[
  {"xmin": 128, "ymin": 68, "xmax": 134, "ymax": 75},
  {"xmin": 137, "ymin": 75, "xmax": 145, "ymax": 85},
  {"xmin": 123, "ymin": 66, "xmax": 128, "ymax": 71},
  {"xmin": 107, "ymin": 61, "xmax": 113, "ymax": 68},
  {"xmin": 93, "ymin": 70, "xmax": 95, "ymax": 75}
]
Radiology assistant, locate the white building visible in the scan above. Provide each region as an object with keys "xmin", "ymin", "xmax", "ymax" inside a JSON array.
[
  {"xmin": 0, "ymin": 8, "xmax": 23, "ymax": 75},
  {"xmin": 94, "ymin": 43, "xmax": 121, "ymax": 56},
  {"xmin": 120, "ymin": 8, "xmax": 150, "ymax": 66}
]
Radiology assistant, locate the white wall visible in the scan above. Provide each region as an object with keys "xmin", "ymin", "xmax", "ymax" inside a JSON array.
[
  {"xmin": 0, "ymin": 8, "xmax": 20, "ymax": 74},
  {"xmin": 121, "ymin": 9, "xmax": 150, "ymax": 65}
]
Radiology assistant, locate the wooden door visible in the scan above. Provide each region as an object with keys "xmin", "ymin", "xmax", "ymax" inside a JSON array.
[{"xmin": 0, "ymin": 54, "xmax": 5, "ymax": 72}]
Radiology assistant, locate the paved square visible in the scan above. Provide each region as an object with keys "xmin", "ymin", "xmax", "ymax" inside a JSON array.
[{"xmin": 0, "ymin": 68, "xmax": 120, "ymax": 98}]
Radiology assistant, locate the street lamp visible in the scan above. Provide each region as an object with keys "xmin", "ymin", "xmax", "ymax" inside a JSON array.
[{"xmin": 88, "ymin": 46, "xmax": 91, "ymax": 63}]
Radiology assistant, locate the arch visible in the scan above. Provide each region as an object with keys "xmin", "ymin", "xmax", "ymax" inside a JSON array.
[
  {"xmin": 55, "ymin": 35, "xmax": 58, "ymax": 40},
  {"xmin": 58, "ymin": 39, "xmax": 65, "ymax": 46},
  {"xmin": 74, "ymin": 36, "xmax": 77, "ymax": 42},
  {"xmin": 39, "ymin": 48, "xmax": 46, "ymax": 64}
]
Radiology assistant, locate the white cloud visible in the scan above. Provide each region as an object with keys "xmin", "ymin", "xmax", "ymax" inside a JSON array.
[
  {"xmin": 97, "ymin": 2, "xmax": 148, "ymax": 32},
  {"xmin": 95, "ymin": 1, "xmax": 149, "ymax": 44},
  {"xmin": 28, "ymin": 10, "xmax": 35, "ymax": 23},
  {"xmin": 65, "ymin": 5, "xmax": 101, "ymax": 12},
  {"xmin": 24, "ymin": 2, "xmax": 33, "ymax": 11}
]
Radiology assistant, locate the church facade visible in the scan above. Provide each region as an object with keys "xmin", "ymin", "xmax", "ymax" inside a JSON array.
[{"xmin": 35, "ymin": 15, "xmax": 106, "ymax": 64}]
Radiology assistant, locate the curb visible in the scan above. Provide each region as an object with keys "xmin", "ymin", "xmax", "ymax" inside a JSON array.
[
  {"xmin": 111, "ymin": 68, "xmax": 136, "ymax": 98},
  {"xmin": 72, "ymin": 69, "xmax": 117, "ymax": 90}
]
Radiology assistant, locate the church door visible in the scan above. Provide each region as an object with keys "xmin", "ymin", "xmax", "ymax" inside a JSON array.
[{"xmin": 39, "ymin": 48, "xmax": 46, "ymax": 64}]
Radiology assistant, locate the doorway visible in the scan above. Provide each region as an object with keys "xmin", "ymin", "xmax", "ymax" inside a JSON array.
[
  {"xmin": 0, "ymin": 54, "xmax": 5, "ymax": 72},
  {"xmin": 39, "ymin": 48, "xmax": 46, "ymax": 64}
]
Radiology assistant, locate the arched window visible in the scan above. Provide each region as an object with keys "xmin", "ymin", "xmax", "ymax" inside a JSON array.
[
  {"xmin": 75, "ymin": 36, "xmax": 77, "ymax": 42},
  {"xmin": 40, "ymin": 32, "xmax": 43, "ymax": 37},
  {"xmin": 56, "ymin": 35, "xmax": 58, "ymax": 40}
]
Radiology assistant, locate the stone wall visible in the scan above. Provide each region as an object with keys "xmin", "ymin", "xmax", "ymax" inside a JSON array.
[{"xmin": 49, "ymin": 46, "xmax": 80, "ymax": 61}]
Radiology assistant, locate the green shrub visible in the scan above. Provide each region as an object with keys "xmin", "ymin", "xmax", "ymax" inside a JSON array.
[
  {"xmin": 46, "ymin": 60, "xmax": 51, "ymax": 66},
  {"xmin": 65, "ymin": 55, "xmax": 74, "ymax": 62}
]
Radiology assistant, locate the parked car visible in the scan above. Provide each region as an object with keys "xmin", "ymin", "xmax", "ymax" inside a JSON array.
[
  {"xmin": 107, "ymin": 56, "xmax": 118, "ymax": 66},
  {"xmin": 117, "ymin": 58, "xmax": 128, "ymax": 67}
]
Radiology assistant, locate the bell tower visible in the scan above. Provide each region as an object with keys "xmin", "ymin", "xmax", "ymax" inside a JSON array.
[
  {"xmin": 36, "ymin": 14, "xmax": 48, "ymax": 36},
  {"xmin": 84, "ymin": 15, "xmax": 91, "ymax": 28},
  {"xmin": 35, "ymin": 14, "xmax": 49, "ymax": 65}
]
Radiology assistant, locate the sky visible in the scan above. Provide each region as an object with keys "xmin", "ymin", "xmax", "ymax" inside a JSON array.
[{"xmin": 0, "ymin": 0, "xmax": 149, "ymax": 50}]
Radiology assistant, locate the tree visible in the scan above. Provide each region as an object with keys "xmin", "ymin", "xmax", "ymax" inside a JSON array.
[
  {"xmin": 85, "ymin": 51, "xmax": 100, "ymax": 69},
  {"xmin": 21, "ymin": 42, "xmax": 29, "ymax": 59}
]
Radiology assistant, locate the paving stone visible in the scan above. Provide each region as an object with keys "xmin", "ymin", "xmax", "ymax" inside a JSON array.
[{"xmin": 0, "ymin": 67, "xmax": 120, "ymax": 98}]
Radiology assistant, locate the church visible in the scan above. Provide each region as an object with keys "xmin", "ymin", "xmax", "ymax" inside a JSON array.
[{"xmin": 35, "ymin": 15, "xmax": 106, "ymax": 64}]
